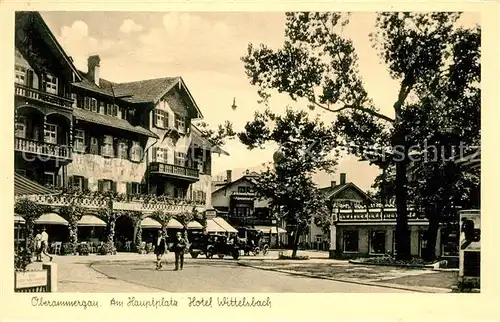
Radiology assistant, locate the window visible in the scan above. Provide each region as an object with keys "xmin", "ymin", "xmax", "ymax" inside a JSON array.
[
  {"xmin": 44, "ymin": 123, "xmax": 57, "ymax": 144},
  {"xmin": 316, "ymin": 235, "xmax": 323, "ymax": 243},
  {"xmin": 101, "ymin": 135, "xmax": 114, "ymax": 157},
  {"xmin": 15, "ymin": 66, "xmax": 27, "ymax": 85},
  {"xmin": 234, "ymin": 204, "xmax": 253, "ymax": 217},
  {"xmin": 197, "ymin": 159, "xmax": 205, "ymax": 173},
  {"xmin": 117, "ymin": 140, "xmax": 128, "ymax": 159},
  {"xmin": 74, "ymin": 129, "xmax": 85, "ymax": 152},
  {"xmin": 72, "ymin": 176, "xmax": 84, "ymax": 191},
  {"xmin": 154, "ymin": 109, "xmax": 168, "ymax": 128},
  {"xmin": 43, "ymin": 172, "xmax": 55, "ymax": 186},
  {"xmin": 89, "ymin": 137, "xmax": 99, "ymax": 154},
  {"xmin": 154, "ymin": 148, "xmax": 167, "ymax": 163},
  {"xmin": 369, "ymin": 231, "xmax": 386, "ymax": 254},
  {"xmin": 174, "ymin": 152, "xmax": 186, "ymax": 166},
  {"xmin": 45, "ymin": 74, "xmax": 58, "ymax": 94},
  {"xmin": 130, "ymin": 141, "xmax": 142, "ymax": 162},
  {"xmin": 106, "ymin": 104, "xmax": 118, "ymax": 117},
  {"xmin": 130, "ymin": 182, "xmax": 141, "ymax": 194},
  {"xmin": 175, "ymin": 114, "xmax": 186, "ymax": 133},
  {"xmin": 343, "ymin": 230, "xmax": 359, "ymax": 252},
  {"xmin": 193, "ymin": 190, "xmax": 206, "ymax": 203},
  {"xmin": 99, "ymin": 101, "xmax": 105, "ymax": 114},
  {"xmin": 90, "ymin": 98, "xmax": 98, "ymax": 112},
  {"xmin": 441, "ymin": 229, "xmax": 459, "ymax": 257},
  {"xmin": 99, "ymin": 180, "xmax": 114, "ymax": 192},
  {"xmin": 15, "ymin": 117, "xmax": 26, "ymax": 138},
  {"xmin": 419, "ymin": 231, "xmax": 428, "ymax": 257},
  {"xmin": 238, "ymin": 187, "xmax": 246, "ymax": 193},
  {"xmin": 246, "ymin": 187, "xmax": 253, "ymax": 193}
]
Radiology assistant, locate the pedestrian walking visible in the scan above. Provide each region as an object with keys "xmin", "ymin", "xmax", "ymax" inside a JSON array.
[
  {"xmin": 173, "ymin": 232, "xmax": 187, "ymax": 271},
  {"xmin": 39, "ymin": 228, "xmax": 53, "ymax": 262},
  {"xmin": 154, "ymin": 229, "xmax": 167, "ymax": 270}
]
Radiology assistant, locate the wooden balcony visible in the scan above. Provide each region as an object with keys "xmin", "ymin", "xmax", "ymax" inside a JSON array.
[
  {"xmin": 15, "ymin": 84, "xmax": 73, "ymax": 110},
  {"xmin": 149, "ymin": 162, "xmax": 199, "ymax": 182},
  {"xmin": 14, "ymin": 137, "xmax": 72, "ymax": 162}
]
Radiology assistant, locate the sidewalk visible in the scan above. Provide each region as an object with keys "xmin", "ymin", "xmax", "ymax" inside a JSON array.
[
  {"xmin": 238, "ymin": 259, "xmax": 453, "ymax": 293},
  {"xmin": 26, "ymin": 252, "xmax": 169, "ymax": 292}
]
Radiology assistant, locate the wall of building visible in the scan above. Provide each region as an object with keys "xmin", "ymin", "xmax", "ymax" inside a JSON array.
[{"xmin": 191, "ymin": 174, "xmax": 212, "ymax": 208}]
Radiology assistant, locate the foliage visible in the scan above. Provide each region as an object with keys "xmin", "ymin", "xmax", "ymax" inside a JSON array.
[
  {"xmin": 241, "ymin": 12, "xmax": 479, "ymax": 260},
  {"xmin": 14, "ymin": 247, "xmax": 31, "ymax": 271},
  {"xmin": 194, "ymin": 120, "xmax": 237, "ymax": 147},
  {"xmin": 99, "ymin": 241, "xmax": 115, "ymax": 255},
  {"xmin": 238, "ymin": 108, "xmax": 335, "ymax": 257},
  {"xmin": 62, "ymin": 242, "xmax": 76, "ymax": 255},
  {"xmin": 59, "ymin": 203, "xmax": 85, "ymax": 255},
  {"xmin": 278, "ymin": 254, "xmax": 309, "ymax": 260},
  {"xmin": 78, "ymin": 243, "xmax": 90, "ymax": 256},
  {"xmin": 14, "ymin": 199, "xmax": 49, "ymax": 260},
  {"xmin": 151, "ymin": 210, "xmax": 174, "ymax": 234},
  {"xmin": 194, "ymin": 211, "xmax": 207, "ymax": 229},
  {"xmin": 145, "ymin": 242, "xmax": 154, "ymax": 254}
]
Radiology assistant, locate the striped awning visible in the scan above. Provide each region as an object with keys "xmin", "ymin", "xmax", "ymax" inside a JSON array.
[
  {"xmin": 141, "ymin": 217, "xmax": 162, "ymax": 229},
  {"xmin": 14, "ymin": 173, "xmax": 56, "ymax": 196},
  {"xmin": 205, "ymin": 219, "xmax": 226, "ymax": 233},
  {"xmin": 14, "ymin": 214, "xmax": 26, "ymax": 224},
  {"xmin": 255, "ymin": 226, "xmax": 287, "ymax": 234},
  {"xmin": 187, "ymin": 221, "xmax": 203, "ymax": 229},
  {"xmin": 213, "ymin": 217, "xmax": 238, "ymax": 233},
  {"xmin": 78, "ymin": 215, "xmax": 106, "ymax": 227}
]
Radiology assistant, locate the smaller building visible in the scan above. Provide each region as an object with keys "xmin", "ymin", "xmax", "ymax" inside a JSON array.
[{"xmin": 211, "ymin": 170, "xmax": 287, "ymax": 246}]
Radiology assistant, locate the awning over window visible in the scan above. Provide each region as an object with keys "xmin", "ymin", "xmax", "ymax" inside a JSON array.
[
  {"xmin": 212, "ymin": 217, "xmax": 238, "ymax": 233},
  {"xmin": 14, "ymin": 173, "xmax": 56, "ymax": 196},
  {"xmin": 78, "ymin": 215, "xmax": 106, "ymax": 227},
  {"xmin": 35, "ymin": 213, "xmax": 68, "ymax": 225},
  {"xmin": 254, "ymin": 226, "xmax": 287, "ymax": 234},
  {"xmin": 187, "ymin": 221, "xmax": 203, "ymax": 230},
  {"xmin": 167, "ymin": 218, "xmax": 183, "ymax": 229},
  {"xmin": 205, "ymin": 219, "xmax": 227, "ymax": 233},
  {"xmin": 141, "ymin": 217, "xmax": 162, "ymax": 229}
]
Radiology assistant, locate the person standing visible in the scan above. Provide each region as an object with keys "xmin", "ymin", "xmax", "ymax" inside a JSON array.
[
  {"xmin": 154, "ymin": 229, "xmax": 167, "ymax": 270},
  {"xmin": 173, "ymin": 232, "xmax": 186, "ymax": 271},
  {"xmin": 39, "ymin": 228, "xmax": 53, "ymax": 262},
  {"xmin": 34, "ymin": 230, "xmax": 42, "ymax": 262}
]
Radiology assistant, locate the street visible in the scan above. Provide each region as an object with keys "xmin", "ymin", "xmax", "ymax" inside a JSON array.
[{"xmin": 37, "ymin": 252, "xmax": 411, "ymax": 293}]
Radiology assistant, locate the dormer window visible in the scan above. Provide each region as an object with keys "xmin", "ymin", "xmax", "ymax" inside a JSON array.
[{"xmin": 106, "ymin": 103, "xmax": 118, "ymax": 117}]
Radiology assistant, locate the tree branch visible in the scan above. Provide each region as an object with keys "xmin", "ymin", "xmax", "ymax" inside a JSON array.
[{"xmin": 313, "ymin": 101, "xmax": 395, "ymax": 123}]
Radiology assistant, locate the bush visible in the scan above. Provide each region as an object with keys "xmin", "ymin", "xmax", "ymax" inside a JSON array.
[
  {"xmin": 62, "ymin": 242, "xmax": 76, "ymax": 255},
  {"xmin": 457, "ymin": 279, "xmax": 480, "ymax": 291},
  {"xmin": 136, "ymin": 242, "xmax": 145, "ymax": 254},
  {"xmin": 14, "ymin": 248, "xmax": 32, "ymax": 271},
  {"xmin": 145, "ymin": 243, "xmax": 154, "ymax": 254},
  {"xmin": 278, "ymin": 254, "xmax": 310, "ymax": 260},
  {"xmin": 99, "ymin": 241, "xmax": 115, "ymax": 255},
  {"xmin": 78, "ymin": 243, "xmax": 90, "ymax": 256},
  {"xmin": 356, "ymin": 255, "xmax": 427, "ymax": 266}
]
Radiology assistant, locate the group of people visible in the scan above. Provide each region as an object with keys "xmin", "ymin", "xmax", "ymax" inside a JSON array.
[{"xmin": 154, "ymin": 230, "xmax": 187, "ymax": 271}]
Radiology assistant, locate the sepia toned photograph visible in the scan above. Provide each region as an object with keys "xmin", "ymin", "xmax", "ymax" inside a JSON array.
[{"xmin": 13, "ymin": 10, "xmax": 480, "ymax": 295}]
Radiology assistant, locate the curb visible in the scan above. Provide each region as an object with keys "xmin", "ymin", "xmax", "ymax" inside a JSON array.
[{"xmin": 238, "ymin": 262, "xmax": 451, "ymax": 293}]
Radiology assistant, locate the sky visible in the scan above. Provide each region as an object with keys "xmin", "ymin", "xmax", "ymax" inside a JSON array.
[{"xmin": 40, "ymin": 11, "xmax": 479, "ymax": 192}]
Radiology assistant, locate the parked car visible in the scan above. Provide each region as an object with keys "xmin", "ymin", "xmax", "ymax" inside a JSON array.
[{"xmin": 189, "ymin": 233, "xmax": 240, "ymax": 259}]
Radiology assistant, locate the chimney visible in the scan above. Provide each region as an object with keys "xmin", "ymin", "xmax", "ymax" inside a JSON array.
[
  {"xmin": 87, "ymin": 55, "xmax": 101, "ymax": 86},
  {"xmin": 331, "ymin": 181, "xmax": 336, "ymax": 188},
  {"xmin": 340, "ymin": 173, "xmax": 346, "ymax": 185},
  {"xmin": 226, "ymin": 170, "xmax": 232, "ymax": 183}
]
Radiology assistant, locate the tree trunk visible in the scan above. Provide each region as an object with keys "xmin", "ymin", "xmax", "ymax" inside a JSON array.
[
  {"xmin": 424, "ymin": 207, "xmax": 440, "ymax": 262},
  {"xmin": 395, "ymin": 157, "xmax": 411, "ymax": 260},
  {"xmin": 291, "ymin": 225, "xmax": 301, "ymax": 258}
]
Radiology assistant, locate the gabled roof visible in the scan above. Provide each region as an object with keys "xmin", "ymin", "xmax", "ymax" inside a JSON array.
[
  {"xmin": 212, "ymin": 175, "xmax": 257, "ymax": 195},
  {"xmin": 320, "ymin": 182, "xmax": 375, "ymax": 203},
  {"xmin": 20, "ymin": 12, "xmax": 82, "ymax": 81}
]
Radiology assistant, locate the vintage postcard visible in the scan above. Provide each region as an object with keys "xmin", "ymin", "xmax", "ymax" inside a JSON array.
[{"xmin": 0, "ymin": 1, "xmax": 498, "ymax": 321}]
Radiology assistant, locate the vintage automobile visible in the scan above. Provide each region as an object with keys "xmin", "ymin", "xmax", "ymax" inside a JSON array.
[
  {"xmin": 189, "ymin": 233, "xmax": 240, "ymax": 260},
  {"xmin": 237, "ymin": 227, "xmax": 269, "ymax": 256}
]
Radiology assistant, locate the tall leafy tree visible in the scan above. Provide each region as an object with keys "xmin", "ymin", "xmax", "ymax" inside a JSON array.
[
  {"xmin": 241, "ymin": 12, "xmax": 478, "ymax": 260},
  {"xmin": 238, "ymin": 108, "xmax": 336, "ymax": 257}
]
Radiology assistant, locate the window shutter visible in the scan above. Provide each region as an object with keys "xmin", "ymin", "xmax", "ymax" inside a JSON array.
[
  {"xmin": 98, "ymin": 180, "xmax": 103, "ymax": 192},
  {"xmin": 56, "ymin": 174, "xmax": 62, "ymax": 188},
  {"xmin": 111, "ymin": 181, "xmax": 117, "ymax": 193},
  {"xmin": 84, "ymin": 97, "xmax": 90, "ymax": 109},
  {"xmin": 174, "ymin": 114, "xmax": 178, "ymax": 129},
  {"xmin": 153, "ymin": 110, "xmax": 157, "ymax": 127},
  {"xmin": 152, "ymin": 147, "xmax": 157, "ymax": 162},
  {"xmin": 113, "ymin": 105, "xmax": 118, "ymax": 117},
  {"xmin": 26, "ymin": 70, "xmax": 34, "ymax": 88},
  {"xmin": 83, "ymin": 178, "xmax": 89, "ymax": 191},
  {"xmin": 68, "ymin": 176, "xmax": 74, "ymax": 189},
  {"xmin": 185, "ymin": 117, "xmax": 191, "ymax": 134},
  {"xmin": 126, "ymin": 182, "xmax": 131, "ymax": 195}
]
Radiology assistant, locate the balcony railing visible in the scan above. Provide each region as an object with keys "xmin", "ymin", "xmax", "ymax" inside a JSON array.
[
  {"xmin": 336, "ymin": 207, "xmax": 425, "ymax": 222},
  {"xmin": 149, "ymin": 162, "xmax": 199, "ymax": 180},
  {"xmin": 15, "ymin": 137, "xmax": 72, "ymax": 160},
  {"xmin": 15, "ymin": 84, "xmax": 73, "ymax": 109}
]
